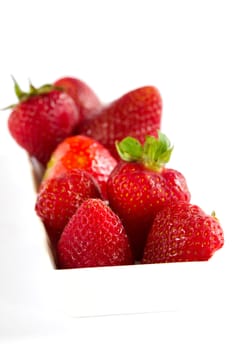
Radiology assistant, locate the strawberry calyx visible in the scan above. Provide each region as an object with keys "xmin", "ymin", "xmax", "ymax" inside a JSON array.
[
  {"xmin": 116, "ymin": 131, "xmax": 173, "ymax": 171},
  {"xmin": 12, "ymin": 76, "xmax": 61, "ymax": 103},
  {"xmin": 3, "ymin": 77, "xmax": 62, "ymax": 110},
  {"xmin": 211, "ymin": 210, "xmax": 219, "ymax": 222}
]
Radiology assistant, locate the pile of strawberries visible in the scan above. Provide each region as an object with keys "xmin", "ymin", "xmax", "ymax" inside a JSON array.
[{"xmin": 7, "ymin": 76, "xmax": 224, "ymax": 268}]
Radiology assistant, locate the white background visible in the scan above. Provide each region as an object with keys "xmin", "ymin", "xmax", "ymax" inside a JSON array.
[{"xmin": 0, "ymin": 0, "xmax": 232, "ymax": 349}]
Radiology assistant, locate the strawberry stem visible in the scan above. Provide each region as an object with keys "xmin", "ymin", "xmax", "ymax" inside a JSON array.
[{"xmin": 116, "ymin": 131, "xmax": 173, "ymax": 171}]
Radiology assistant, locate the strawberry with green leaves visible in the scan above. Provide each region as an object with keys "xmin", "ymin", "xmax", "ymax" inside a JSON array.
[
  {"xmin": 142, "ymin": 201, "xmax": 224, "ymax": 263},
  {"xmin": 54, "ymin": 76, "xmax": 102, "ymax": 123},
  {"xmin": 57, "ymin": 198, "xmax": 133, "ymax": 269},
  {"xmin": 107, "ymin": 132, "xmax": 191, "ymax": 260},
  {"xmin": 78, "ymin": 86, "xmax": 162, "ymax": 159},
  {"xmin": 42, "ymin": 135, "xmax": 117, "ymax": 199},
  {"xmin": 7, "ymin": 79, "xmax": 80, "ymax": 166},
  {"xmin": 35, "ymin": 168, "xmax": 101, "ymax": 245}
]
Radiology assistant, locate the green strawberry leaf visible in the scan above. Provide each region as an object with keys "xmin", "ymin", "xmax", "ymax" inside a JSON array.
[
  {"xmin": 116, "ymin": 137, "xmax": 143, "ymax": 161},
  {"xmin": 2, "ymin": 77, "xmax": 62, "ymax": 110},
  {"xmin": 145, "ymin": 132, "xmax": 173, "ymax": 167},
  {"xmin": 116, "ymin": 131, "xmax": 173, "ymax": 171},
  {"xmin": 12, "ymin": 76, "xmax": 29, "ymax": 101}
]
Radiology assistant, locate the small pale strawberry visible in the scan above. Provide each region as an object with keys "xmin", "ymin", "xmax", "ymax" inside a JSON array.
[
  {"xmin": 54, "ymin": 76, "xmax": 102, "ymax": 123},
  {"xmin": 41, "ymin": 135, "xmax": 117, "ymax": 199}
]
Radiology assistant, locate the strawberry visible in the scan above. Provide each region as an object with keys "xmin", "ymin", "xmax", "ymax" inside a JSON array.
[
  {"xmin": 41, "ymin": 135, "xmax": 117, "ymax": 199},
  {"xmin": 7, "ymin": 79, "xmax": 80, "ymax": 166},
  {"xmin": 142, "ymin": 201, "xmax": 224, "ymax": 263},
  {"xmin": 35, "ymin": 169, "xmax": 101, "ymax": 245},
  {"xmin": 106, "ymin": 132, "xmax": 191, "ymax": 260},
  {"xmin": 78, "ymin": 86, "xmax": 162, "ymax": 159},
  {"xmin": 57, "ymin": 198, "xmax": 133, "ymax": 269},
  {"xmin": 54, "ymin": 76, "xmax": 102, "ymax": 123}
]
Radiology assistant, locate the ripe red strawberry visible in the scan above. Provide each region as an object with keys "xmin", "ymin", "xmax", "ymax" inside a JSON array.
[
  {"xmin": 57, "ymin": 198, "xmax": 133, "ymax": 269},
  {"xmin": 41, "ymin": 135, "xmax": 117, "ymax": 199},
  {"xmin": 35, "ymin": 169, "xmax": 101, "ymax": 245},
  {"xmin": 54, "ymin": 76, "xmax": 102, "ymax": 123},
  {"xmin": 7, "ymin": 79, "xmax": 80, "ymax": 166},
  {"xmin": 142, "ymin": 201, "xmax": 224, "ymax": 263},
  {"xmin": 107, "ymin": 132, "xmax": 191, "ymax": 260},
  {"xmin": 78, "ymin": 86, "xmax": 162, "ymax": 159}
]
